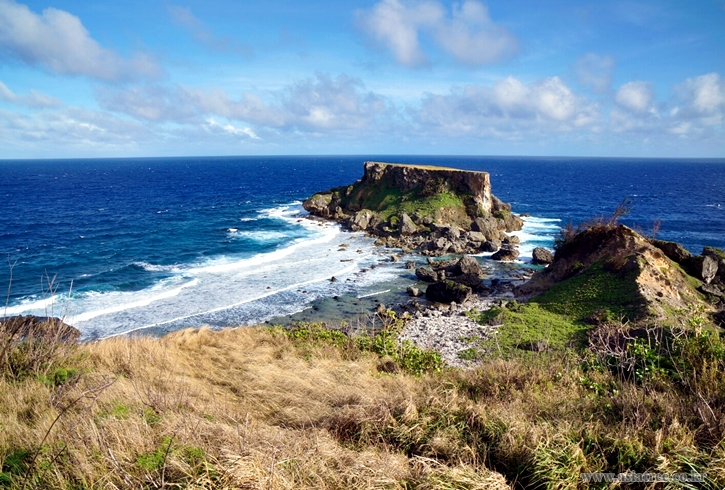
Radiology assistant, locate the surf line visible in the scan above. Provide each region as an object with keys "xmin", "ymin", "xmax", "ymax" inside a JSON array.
[
  {"xmin": 357, "ymin": 289, "xmax": 391, "ymax": 299},
  {"xmin": 100, "ymin": 261, "xmax": 360, "ymax": 339}
]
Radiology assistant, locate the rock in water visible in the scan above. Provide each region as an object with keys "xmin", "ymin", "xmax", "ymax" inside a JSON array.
[
  {"xmin": 415, "ymin": 266, "xmax": 440, "ymax": 282},
  {"xmin": 407, "ymin": 286, "xmax": 422, "ymax": 297},
  {"xmin": 302, "ymin": 161, "xmax": 523, "ymax": 255},
  {"xmin": 456, "ymin": 255, "xmax": 484, "ymax": 276},
  {"xmin": 491, "ymin": 246, "xmax": 520, "ymax": 261},
  {"xmin": 426, "ymin": 281, "xmax": 473, "ymax": 303},
  {"xmin": 532, "ymin": 247, "xmax": 554, "ymax": 265}
]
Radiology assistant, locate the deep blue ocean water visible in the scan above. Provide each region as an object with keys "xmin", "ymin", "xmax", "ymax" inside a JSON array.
[{"xmin": 1, "ymin": 156, "xmax": 723, "ymax": 339}]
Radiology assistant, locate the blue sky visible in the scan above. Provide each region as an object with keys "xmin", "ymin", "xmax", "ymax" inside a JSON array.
[{"xmin": 0, "ymin": 0, "xmax": 723, "ymax": 158}]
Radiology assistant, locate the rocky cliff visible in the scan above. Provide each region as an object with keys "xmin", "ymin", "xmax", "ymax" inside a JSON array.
[
  {"xmin": 303, "ymin": 162, "xmax": 523, "ymax": 256},
  {"xmin": 515, "ymin": 223, "xmax": 724, "ymax": 328}
]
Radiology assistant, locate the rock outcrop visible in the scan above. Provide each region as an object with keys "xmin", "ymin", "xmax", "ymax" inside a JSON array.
[
  {"xmin": 303, "ymin": 162, "xmax": 523, "ymax": 255},
  {"xmin": 515, "ymin": 224, "xmax": 721, "ymax": 326},
  {"xmin": 531, "ymin": 247, "xmax": 554, "ymax": 265}
]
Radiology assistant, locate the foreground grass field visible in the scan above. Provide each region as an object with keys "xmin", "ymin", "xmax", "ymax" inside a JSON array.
[{"xmin": 2, "ymin": 314, "xmax": 725, "ymax": 489}]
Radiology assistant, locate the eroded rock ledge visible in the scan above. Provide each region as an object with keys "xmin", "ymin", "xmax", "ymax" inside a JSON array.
[{"xmin": 303, "ymin": 161, "xmax": 523, "ymax": 256}]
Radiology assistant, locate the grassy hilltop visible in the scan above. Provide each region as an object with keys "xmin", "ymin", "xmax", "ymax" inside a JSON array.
[{"xmin": 2, "ymin": 214, "xmax": 725, "ymax": 488}]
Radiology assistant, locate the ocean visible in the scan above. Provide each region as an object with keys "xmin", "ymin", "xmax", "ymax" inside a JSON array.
[{"xmin": 1, "ymin": 156, "xmax": 724, "ymax": 339}]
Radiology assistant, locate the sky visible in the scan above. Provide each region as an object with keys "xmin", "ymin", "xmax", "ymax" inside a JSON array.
[{"xmin": 0, "ymin": 0, "xmax": 723, "ymax": 159}]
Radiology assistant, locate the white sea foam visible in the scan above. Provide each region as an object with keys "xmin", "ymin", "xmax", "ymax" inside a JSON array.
[
  {"xmin": 16, "ymin": 203, "xmax": 388, "ymax": 339},
  {"xmin": 229, "ymin": 230, "xmax": 289, "ymax": 241},
  {"xmin": 357, "ymin": 289, "xmax": 391, "ymax": 299},
  {"xmin": 508, "ymin": 216, "xmax": 561, "ymax": 262},
  {"xmin": 68, "ymin": 279, "xmax": 200, "ymax": 323},
  {"xmin": 134, "ymin": 262, "xmax": 182, "ymax": 273}
]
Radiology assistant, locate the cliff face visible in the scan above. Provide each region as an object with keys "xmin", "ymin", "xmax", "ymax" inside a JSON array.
[
  {"xmin": 359, "ymin": 162, "xmax": 493, "ymax": 216},
  {"xmin": 303, "ymin": 161, "xmax": 523, "ymax": 256}
]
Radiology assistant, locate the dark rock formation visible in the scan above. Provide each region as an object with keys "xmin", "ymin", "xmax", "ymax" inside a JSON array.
[
  {"xmin": 0, "ymin": 315, "xmax": 80, "ymax": 342},
  {"xmin": 532, "ymin": 247, "xmax": 554, "ymax": 265},
  {"xmin": 303, "ymin": 162, "xmax": 523, "ymax": 256},
  {"xmin": 426, "ymin": 281, "xmax": 473, "ymax": 303},
  {"xmin": 491, "ymin": 246, "xmax": 520, "ymax": 261},
  {"xmin": 415, "ymin": 255, "xmax": 487, "ymax": 287},
  {"xmin": 415, "ymin": 266, "xmax": 442, "ymax": 282}
]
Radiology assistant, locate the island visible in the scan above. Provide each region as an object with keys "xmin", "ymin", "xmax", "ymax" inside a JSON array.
[{"xmin": 303, "ymin": 161, "xmax": 524, "ymax": 257}]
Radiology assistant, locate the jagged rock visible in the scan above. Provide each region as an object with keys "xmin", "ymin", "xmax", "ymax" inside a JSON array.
[
  {"xmin": 415, "ymin": 266, "xmax": 440, "ymax": 282},
  {"xmin": 480, "ymin": 240, "xmax": 500, "ymax": 253},
  {"xmin": 701, "ymin": 255, "xmax": 719, "ymax": 284},
  {"xmin": 456, "ymin": 255, "xmax": 485, "ymax": 277},
  {"xmin": 471, "ymin": 217, "xmax": 501, "ymax": 241},
  {"xmin": 407, "ymin": 286, "xmax": 423, "ymax": 297},
  {"xmin": 431, "ymin": 237, "xmax": 451, "ymax": 254},
  {"xmin": 516, "ymin": 224, "xmax": 713, "ymax": 325},
  {"xmin": 650, "ymin": 239, "xmax": 693, "ymax": 264},
  {"xmin": 350, "ymin": 209, "xmax": 374, "ymax": 231},
  {"xmin": 442, "ymin": 225, "xmax": 461, "ymax": 240},
  {"xmin": 504, "ymin": 235, "xmax": 521, "ymax": 246},
  {"xmin": 302, "ymin": 192, "xmax": 334, "ymax": 217},
  {"xmin": 405, "ymin": 261, "xmax": 416, "ymax": 270},
  {"xmin": 400, "ymin": 213, "xmax": 418, "ymax": 236},
  {"xmin": 700, "ymin": 284, "xmax": 723, "ymax": 298},
  {"xmin": 491, "ymin": 246, "xmax": 519, "ymax": 261},
  {"xmin": 426, "ymin": 281, "xmax": 473, "ymax": 303},
  {"xmin": 303, "ymin": 162, "xmax": 520, "ymax": 254},
  {"xmin": 532, "ymin": 247, "xmax": 554, "ymax": 265},
  {"xmin": 467, "ymin": 231, "xmax": 487, "ymax": 243}
]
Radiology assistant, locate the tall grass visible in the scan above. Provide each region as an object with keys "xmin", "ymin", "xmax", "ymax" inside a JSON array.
[{"xmin": 1, "ymin": 315, "xmax": 725, "ymax": 488}]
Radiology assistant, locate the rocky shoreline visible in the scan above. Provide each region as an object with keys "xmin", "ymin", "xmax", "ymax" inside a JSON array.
[{"xmin": 299, "ymin": 161, "xmax": 560, "ymax": 367}]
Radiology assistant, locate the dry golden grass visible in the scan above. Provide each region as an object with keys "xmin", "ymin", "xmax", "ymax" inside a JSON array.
[
  {"xmin": 0, "ymin": 326, "xmax": 509, "ymax": 489},
  {"xmin": 3, "ymin": 321, "xmax": 725, "ymax": 489}
]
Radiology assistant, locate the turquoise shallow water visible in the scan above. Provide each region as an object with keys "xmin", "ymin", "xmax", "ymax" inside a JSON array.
[{"xmin": 1, "ymin": 156, "xmax": 723, "ymax": 338}]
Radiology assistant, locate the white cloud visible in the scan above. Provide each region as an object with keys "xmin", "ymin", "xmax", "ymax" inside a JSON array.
[
  {"xmin": 615, "ymin": 81, "xmax": 655, "ymax": 114},
  {"xmin": 357, "ymin": 0, "xmax": 442, "ymax": 67},
  {"xmin": 432, "ymin": 1, "xmax": 518, "ymax": 65},
  {"xmin": 0, "ymin": 0, "xmax": 161, "ymax": 82},
  {"xmin": 98, "ymin": 74, "xmax": 392, "ymax": 133},
  {"xmin": 574, "ymin": 53, "xmax": 615, "ymax": 93},
  {"xmin": 675, "ymin": 73, "xmax": 725, "ymax": 125},
  {"xmin": 0, "ymin": 80, "xmax": 61, "ymax": 107},
  {"xmin": 414, "ymin": 76, "xmax": 600, "ymax": 137},
  {"xmin": 205, "ymin": 118, "xmax": 259, "ymax": 139},
  {"xmin": 357, "ymin": 0, "xmax": 517, "ymax": 67}
]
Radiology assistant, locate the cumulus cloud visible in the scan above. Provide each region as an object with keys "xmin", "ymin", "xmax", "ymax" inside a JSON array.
[
  {"xmin": 673, "ymin": 73, "xmax": 725, "ymax": 126},
  {"xmin": 615, "ymin": 81, "xmax": 655, "ymax": 114},
  {"xmin": 574, "ymin": 53, "xmax": 615, "ymax": 93},
  {"xmin": 357, "ymin": 0, "xmax": 517, "ymax": 67},
  {"xmin": 98, "ymin": 73, "xmax": 392, "ymax": 133},
  {"xmin": 0, "ymin": 80, "xmax": 61, "ymax": 107},
  {"xmin": 415, "ymin": 76, "xmax": 600, "ymax": 137},
  {"xmin": 167, "ymin": 5, "xmax": 253, "ymax": 56},
  {"xmin": 0, "ymin": 0, "xmax": 161, "ymax": 81},
  {"xmin": 205, "ymin": 118, "xmax": 259, "ymax": 139},
  {"xmin": 0, "ymin": 106, "xmax": 154, "ymax": 154}
]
